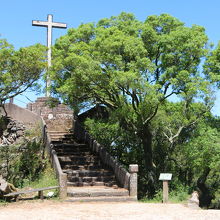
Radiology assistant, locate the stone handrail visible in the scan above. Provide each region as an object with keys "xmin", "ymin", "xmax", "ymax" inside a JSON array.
[
  {"xmin": 73, "ymin": 118, "xmax": 138, "ymax": 198},
  {"xmin": 1, "ymin": 103, "xmax": 67, "ymax": 199}
]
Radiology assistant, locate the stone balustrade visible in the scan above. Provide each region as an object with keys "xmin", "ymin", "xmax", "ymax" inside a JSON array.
[{"xmin": 73, "ymin": 118, "xmax": 138, "ymax": 198}]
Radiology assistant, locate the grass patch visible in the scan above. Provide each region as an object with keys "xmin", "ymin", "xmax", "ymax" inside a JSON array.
[
  {"xmin": 23, "ymin": 166, "xmax": 58, "ymax": 188},
  {"xmin": 21, "ymin": 164, "xmax": 59, "ymax": 199},
  {"xmin": 140, "ymin": 186, "xmax": 190, "ymax": 204},
  {"xmin": 0, "ymin": 199, "xmax": 8, "ymax": 206}
]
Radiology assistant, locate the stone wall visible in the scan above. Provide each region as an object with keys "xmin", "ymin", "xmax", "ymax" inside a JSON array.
[
  {"xmin": 27, "ymin": 97, "xmax": 73, "ymax": 132},
  {"xmin": 0, "ymin": 103, "xmax": 41, "ymax": 128},
  {"xmin": 0, "ymin": 118, "xmax": 25, "ymax": 145}
]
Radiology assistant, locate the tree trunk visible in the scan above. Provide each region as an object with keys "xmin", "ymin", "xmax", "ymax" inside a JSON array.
[
  {"xmin": 140, "ymin": 127, "xmax": 156, "ymax": 197},
  {"xmin": 141, "ymin": 128, "xmax": 153, "ymax": 170},
  {"xmin": 197, "ymin": 167, "xmax": 212, "ymax": 208}
]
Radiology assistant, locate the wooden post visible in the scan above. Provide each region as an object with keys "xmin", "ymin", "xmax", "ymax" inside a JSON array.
[
  {"xmin": 38, "ymin": 190, "xmax": 44, "ymax": 200},
  {"xmin": 163, "ymin": 180, "xmax": 169, "ymax": 203}
]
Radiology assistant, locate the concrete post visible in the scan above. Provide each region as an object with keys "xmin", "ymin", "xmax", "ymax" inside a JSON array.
[
  {"xmin": 129, "ymin": 164, "xmax": 138, "ymax": 199},
  {"xmin": 59, "ymin": 173, "xmax": 67, "ymax": 199}
]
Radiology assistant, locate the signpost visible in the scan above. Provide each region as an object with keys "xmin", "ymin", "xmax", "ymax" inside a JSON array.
[{"xmin": 159, "ymin": 173, "xmax": 172, "ymax": 203}]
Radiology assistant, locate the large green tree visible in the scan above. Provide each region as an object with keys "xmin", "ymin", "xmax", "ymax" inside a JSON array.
[
  {"xmin": 0, "ymin": 38, "xmax": 46, "ymax": 107},
  {"xmin": 50, "ymin": 13, "xmax": 212, "ymax": 194}
]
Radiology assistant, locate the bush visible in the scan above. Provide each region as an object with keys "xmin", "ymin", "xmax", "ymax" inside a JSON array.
[{"xmin": 141, "ymin": 185, "xmax": 189, "ymax": 203}]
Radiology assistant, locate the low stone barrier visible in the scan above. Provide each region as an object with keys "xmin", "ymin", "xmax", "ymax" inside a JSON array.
[{"xmin": 42, "ymin": 122, "xmax": 67, "ymax": 199}]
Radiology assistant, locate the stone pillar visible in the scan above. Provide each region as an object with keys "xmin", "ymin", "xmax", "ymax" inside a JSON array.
[
  {"xmin": 26, "ymin": 103, "xmax": 32, "ymax": 111},
  {"xmin": 59, "ymin": 173, "xmax": 67, "ymax": 199},
  {"xmin": 129, "ymin": 164, "xmax": 138, "ymax": 199}
]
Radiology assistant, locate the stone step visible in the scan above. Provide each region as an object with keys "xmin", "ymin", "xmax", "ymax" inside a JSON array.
[
  {"xmin": 67, "ymin": 187, "xmax": 129, "ymax": 197},
  {"xmin": 58, "ymin": 155, "xmax": 98, "ymax": 161},
  {"xmin": 50, "ymin": 134, "xmax": 74, "ymax": 139},
  {"xmin": 59, "ymin": 158, "xmax": 100, "ymax": 165},
  {"xmin": 49, "ymin": 132, "xmax": 74, "ymax": 136},
  {"xmin": 55, "ymin": 145, "xmax": 90, "ymax": 150},
  {"xmin": 53, "ymin": 143, "xmax": 88, "ymax": 149},
  {"xmin": 67, "ymin": 181, "xmax": 118, "ymax": 187},
  {"xmin": 64, "ymin": 170, "xmax": 114, "ymax": 177},
  {"xmin": 51, "ymin": 140, "xmax": 74, "ymax": 144},
  {"xmin": 56, "ymin": 147, "xmax": 91, "ymax": 152},
  {"xmin": 48, "ymin": 131, "xmax": 74, "ymax": 134},
  {"xmin": 51, "ymin": 137, "xmax": 75, "ymax": 142},
  {"xmin": 65, "ymin": 196, "xmax": 135, "ymax": 202},
  {"xmin": 56, "ymin": 149, "xmax": 91, "ymax": 155},
  {"xmin": 67, "ymin": 176, "xmax": 116, "ymax": 183},
  {"xmin": 60, "ymin": 160, "xmax": 101, "ymax": 166},
  {"xmin": 62, "ymin": 165, "xmax": 103, "ymax": 170},
  {"xmin": 57, "ymin": 151, "xmax": 93, "ymax": 156},
  {"xmin": 67, "ymin": 181, "xmax": 105, "ymax": 187}
]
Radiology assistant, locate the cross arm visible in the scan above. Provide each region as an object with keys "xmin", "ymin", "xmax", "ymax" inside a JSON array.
[
  {"xmin": 52, "ymin": 22, "xmax": 67, "ymax": 29},
  {"xmin": 32, "ymin": 20, "xmax": 67, "ymax": 29},
  {"xmin": 32, "ymin": 20, "xmax": 49, "ymax": 27}
]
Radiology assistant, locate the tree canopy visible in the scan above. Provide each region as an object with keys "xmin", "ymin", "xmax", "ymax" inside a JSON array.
[
  {"xmin": 0, "ymin": 38, "xmax": 46, "ymax": 106},
  {"xmin": 50, "ymin": 13, "xmax": 219, "ymax": 204}
]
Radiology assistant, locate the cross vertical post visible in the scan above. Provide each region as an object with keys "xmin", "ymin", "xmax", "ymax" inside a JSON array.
[{"xmin": 32, "ymin": 14, "xmax": 67, "ymax": 97}]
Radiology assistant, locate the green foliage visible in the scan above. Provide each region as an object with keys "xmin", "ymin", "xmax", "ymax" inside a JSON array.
[
  {"xmin": 204, "ymin": 42, "xmax": 220, "ymax": 87},
  {"xmin": 51, "ymin": 13, "xmax": 211, "ymax": 111},
  {"xmin": 0, "ymin": 38, "xmax": 47, "ymax": 105},
  {"xmin": 15, "ymin": 141, "xmax": 47, "ymax": 186},
  {"xmin": 0, "ymin": 122, "xmax": 47, "ymax": 188},
  {"xmin": 0, "ymin": 199, "xmax": 8, "ymax": 206},
  {"xmin": 141, "ymin": 185, "xmax": 189, "ymax": 203},
  {"xmin": 23, "ymin": 165, "xmax": 58, "ymax": 189},
  {"xmin": 0, "ymin": 140, "xmax": 46, "ymax": 188},
  {"xmin": 24, "ymin": 122, "xmax": 43, "ymax": 140},
  {"xmin": 50, "ymin": 12, "xmax": 219, "ymax": 206},
  {"xmin": 22, "ymin": 165, "xmax": 59, "ymax": 199}
]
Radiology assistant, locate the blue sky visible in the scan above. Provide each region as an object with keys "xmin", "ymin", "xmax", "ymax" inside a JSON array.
[{"xmin": 1, "ymin": 0, "xmax": 220, "ymax": 115}]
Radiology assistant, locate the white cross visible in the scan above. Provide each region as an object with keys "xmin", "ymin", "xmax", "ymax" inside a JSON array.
[{"xmin": 32, "ymin": 14, "xmax": 67, "ymax": 97}]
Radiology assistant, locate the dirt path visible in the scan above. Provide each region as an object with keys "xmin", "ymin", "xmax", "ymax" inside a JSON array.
[{"xmin": 0, "ymin": 200, "xmax": 219, "ymax": 220}]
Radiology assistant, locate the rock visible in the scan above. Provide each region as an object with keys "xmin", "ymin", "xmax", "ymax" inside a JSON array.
[
  {"xmin": 47, "ymin": 191, "xmax": 55, "ymax": 197},
  {"xmin": 16, "ymin": 130, "xmax": 24, "ymax": 137},
  {"xmin": 7, "ymin": 137, "xmax": 14, "ymax": 143},
  {"xmin": 0, "ymin": 118, "xmax": 26, "ymax": 145},
  {"xmin": 7, "ymin": 122, "xmax": 14, "ymax": 129},
  {"xmin": 2, "ymin": 136, "xmax": 10, "ymax": 145},
  {"xmin": 0, "ymin": 176, "xmax": 17, "ymax": 197},
  {"xmin": 11, "ymin": 126, "xmax": 17, "ymax": 132},
  {"xmin": 1, "ymin": 163, "xmax": 6, "ymax": 168},
  {"xmin": 3, "ymin": 131, "xmax": 9, "ymax": 137},
  {"xmin": 12, "ymin": 133, "xmax": 17, "ymax": 140},
  {"xmin": 0, "ymin": 176, "xmax": 7, "ymax": 192},
  {"xmin": 188, "ymin": 191, "xmax": 200, "ymax": 209},
  {"xmin": 48, "ymin": 114, "xmax": 54, "ymax": 120}
]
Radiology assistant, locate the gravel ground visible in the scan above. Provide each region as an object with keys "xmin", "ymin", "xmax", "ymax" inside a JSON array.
[{"xmin": 0, "ymin": 200, "xmax": 220, "ymax": 220}]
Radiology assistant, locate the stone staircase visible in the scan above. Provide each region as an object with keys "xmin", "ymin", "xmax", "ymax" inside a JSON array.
[{"xmin": 48, "ymin": 131, "xmax": 132, "ymax": 202}]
